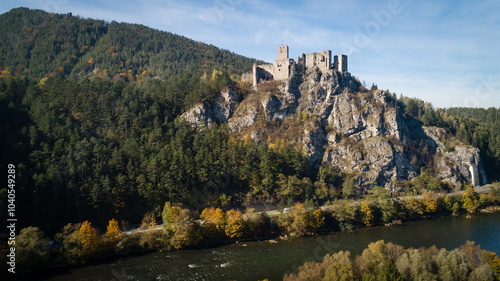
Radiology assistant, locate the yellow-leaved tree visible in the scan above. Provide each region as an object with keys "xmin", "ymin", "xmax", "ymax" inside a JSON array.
[
  {"xmin": 309, "ymin": 208, "xmax": 325, "ymax": 230},
  {"xmin": 360, "ymin": 201, "xmax": 375, "ymax": 226},
  {"xmin": 78, "ymin": 221, "xmax": 100, "ymax": 257},
  {"xmin": 201, "ymin": 207, "xmax": 226, "ymax": 238},
  {"xmin": 405, "ymin": 197, "xmax": 424, "ymax": 216},
  {"xmin": 423, "ymin": 195, "xmax": 438, "ymax": 214},
  {"xmin": 225, "ymin": 209, "xmax": 246, "ymax": 238},
  {"xmin": 462, "ymin": 186, "xmax": 480, "ymax": 213},
  {"xmin": 104, "ymin": 219, "xmax": 122, "ymax": 245}
]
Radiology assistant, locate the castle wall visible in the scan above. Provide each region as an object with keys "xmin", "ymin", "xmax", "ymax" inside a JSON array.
[
  {"xmin": 251, "ymin": 46, "xmax": 348, "ymax": 86},
  {"xmin": 304, "ymin": 50, "xmax": 331, "ymax": 73},
  {"xmin": 334, "ymin": 54, "xmax": 348, "ymax": 72},
  {"xmin": 253, "ymin": 63, "xmax": 274, "ymax": 87}
]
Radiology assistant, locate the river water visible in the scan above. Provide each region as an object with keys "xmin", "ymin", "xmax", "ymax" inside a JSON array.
[{"xmin": 41, "ymin": 213, "xmax": 500, "ymax": 281}]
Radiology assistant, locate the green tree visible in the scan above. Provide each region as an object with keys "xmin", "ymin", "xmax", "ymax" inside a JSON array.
[
  {"xmin": 16, "ymin": 226, "xmax": 50, "ymax": 270},
  {"xmin": 342, "ymin": 176, "xmax": 356, "ymax": 198},
  {"xmin": 168, "ymin": 208, "xmax": 200, "ymax": 249},
  {"xmin": 332, "ymin": 200, "xmax": 360, "ymax": 231},
  {"xmin": 395, "ymin": 249, "xmax": 437, "ymax": 281},
  {"xmin": 323, "ymin": 251, "xmax": 356, "ymax": 281},
  {"xmin": 55, "ymin": 223, "xmax": 82, "ymax": 264},
  {"xmin": 435, "ymin": 249, "xmax": 470, "ymax": 281}
]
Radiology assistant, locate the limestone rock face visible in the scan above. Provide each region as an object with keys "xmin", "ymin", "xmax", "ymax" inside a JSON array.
[
  {"xmin": 181, "ymin": 68, "xmax": 487, "ymax": 189},
  {"xmin": 181, "ymin": 89, "xmax": 239, "ymax": 127}
]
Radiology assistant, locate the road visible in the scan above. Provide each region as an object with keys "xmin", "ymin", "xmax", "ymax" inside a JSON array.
[{"xmin": 122, "ymin": 184, "xmax": 496, "ymax": 236}]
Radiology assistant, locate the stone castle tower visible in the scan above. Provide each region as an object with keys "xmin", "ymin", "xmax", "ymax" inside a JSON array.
[
  {"xmin": 274, "ymin": 45, "xmax": 292, "ymax": 81},
  {"xmin": 246, "ymin": 45, "xmax": 348, "ymax": 87}
]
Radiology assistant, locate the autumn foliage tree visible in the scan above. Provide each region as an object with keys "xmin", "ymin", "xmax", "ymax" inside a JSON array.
[
  {"xmin": 139, "ymin": 212, "xmax": 160, "ymax": 249},
  {"xmin": 360, "ymin": 201, "xmax": 375, "ymax": 226},
  {"xmin": 104, "ymin": 218, "xmax": 122, "ymax": 246},
  {"xmin": 278, "ymin": 203, "xmax": 325, "ymax": 236},
  {"xmin": 462, "ymin": 186, "xmax": 480, "ymax": 213},
  {"xmin": 79, "ymin": 221, "xmax": 101, "ymax": 258},
  {"xmin": 200, "ymin": 207, "xmax": 226, "ymax": 238},
  {"xmin": 422, "ymin": 195, "xmax": 438, "ymax": 214},
  {"xmin": 225, "ymin": 209, "xmax": 246, "ymax": 238},
  {"xmin": 309, "ymin": 208, "xmax": 325, "ymax": 231},
  {"xmin": 162, "ymin": 202, "xmax": 200, "ymax": 249}
]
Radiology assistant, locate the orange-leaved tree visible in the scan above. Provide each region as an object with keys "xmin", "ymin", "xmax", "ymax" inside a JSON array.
[{"xmin": 200, "ymin": 207, "xmax": 226, "ymax": 238}]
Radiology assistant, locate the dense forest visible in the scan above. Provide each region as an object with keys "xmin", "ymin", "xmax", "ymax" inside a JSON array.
[
  {"xmin": 0, "ymin": 76, "xmax": 320, "ymax": 235},
  {"xmin": 0, "ymin": 8, "xmax": 263, "ymax": 80},
  {"xmin": 0, "ymin": 8, "xmax": 499, "ymax": 239},
  {"xmin": 444, "ymin": 107, "xmax": 500, "ymax": 181}
]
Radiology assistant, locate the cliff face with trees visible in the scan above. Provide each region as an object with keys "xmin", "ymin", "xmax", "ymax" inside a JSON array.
[{"xmin": 181, "ymin": 66, "xmax": 490, "ymax": 191}]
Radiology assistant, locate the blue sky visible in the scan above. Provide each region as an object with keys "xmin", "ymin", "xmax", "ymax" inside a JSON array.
[{"xmin": 1, "ymin": 0, "xmax": 499, "ymax": 108}]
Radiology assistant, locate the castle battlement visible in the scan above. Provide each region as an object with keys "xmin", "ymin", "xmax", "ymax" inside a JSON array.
[{"xmin": 244, "ymin": 45, "xmax": 348, "ymax": 87}]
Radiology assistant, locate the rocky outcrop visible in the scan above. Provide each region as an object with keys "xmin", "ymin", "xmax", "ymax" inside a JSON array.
[
  {"xmin": 182, "ymin": 67, "xmax": 487, "ymax": 189},
  {"xmin": 181, "ymin": 89, "xmax": 239, "ymax": 127}
]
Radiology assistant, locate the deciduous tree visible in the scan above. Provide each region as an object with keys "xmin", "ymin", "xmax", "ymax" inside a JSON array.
[
  {"xmin": 79, "ymin": 221, "xmax": 101, "ymax": 256},
  {"xmin": 104, "ymin": 218, "xmax": 122, "ymax": 245},
  {"xmin": 225, "ymin": 209, "xmax": 246, "ymax": 238}
]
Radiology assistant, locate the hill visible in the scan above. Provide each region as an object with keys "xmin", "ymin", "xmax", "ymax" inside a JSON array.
[
  {"xmin": 0, "ymin": 7, "xmax": 263, "ymax": 80},
  {"xmin": 181, "ymin": 66, "xmax": 490, "ymax": 191},
  {"xmin": 0, "ymin": 8, "xmax": 499, "ymax": 237}
]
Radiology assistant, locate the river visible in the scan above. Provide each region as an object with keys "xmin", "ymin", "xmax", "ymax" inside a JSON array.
[{"xmin": 40, "ymin": 212, "xmax": 500, "ymax": 281}]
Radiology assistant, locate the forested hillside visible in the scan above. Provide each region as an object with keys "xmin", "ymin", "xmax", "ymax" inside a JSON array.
[
  {"xmin": 0, "ymin": 76, "xmax": 317, "ymax": 235},
  {"xmin": 0, "ymin": 8, "xmax": 499, "ymax": 239},
  {"xmin": 0, "ymin": 8, "xmax": 262, "ymax": 80},
  {"xmin": 444, "ymin": 107, "xmax": 500, "ymax": 182}
]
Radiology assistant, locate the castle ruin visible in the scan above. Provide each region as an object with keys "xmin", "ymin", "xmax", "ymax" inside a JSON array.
[{"xmin": 244, "ymin": 45, "xmax": 348, "ymax": 87}]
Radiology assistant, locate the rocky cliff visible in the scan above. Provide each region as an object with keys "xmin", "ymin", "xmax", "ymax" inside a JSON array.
[{"xmin": 181, "ymin": 67, "xmax": 487, "ymax": 190}]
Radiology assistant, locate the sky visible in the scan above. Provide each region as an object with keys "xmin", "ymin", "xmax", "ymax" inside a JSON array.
[{"xmin": 1, "ymin": 0, "xmax": 499, "ymax": 108}]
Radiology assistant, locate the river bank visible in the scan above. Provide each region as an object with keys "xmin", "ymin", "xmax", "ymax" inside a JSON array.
[{"xmin": 38, "ymin": 212, "xmax": 500, "ymax": 281}]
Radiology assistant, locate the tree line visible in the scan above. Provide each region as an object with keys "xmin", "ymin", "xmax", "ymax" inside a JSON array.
[
  {"xmin": 0, "ymin": 8, "xmax": 263, "ymax": 80},
  {"xmin": 284, "ymin": 240, "xmax": 500, "ymax": 281},
  {"xmin": 2, "ymin": 186, "xmax": 499, "ymax": 278},
  {"xmin": 1, "ymin": 75, "xmax": 499, "ymax": 237}
]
